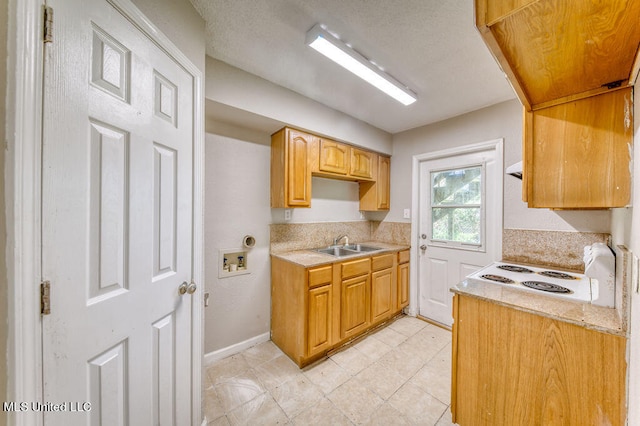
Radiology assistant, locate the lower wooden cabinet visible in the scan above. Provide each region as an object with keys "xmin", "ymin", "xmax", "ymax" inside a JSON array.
[
  {"xmin": 271, "ymin": 250, "xmax": 409, "ymax": 367},
  {"xmin": 340, "ymin": 273, "xmax": 370, "ymax": 339},
  {"xmin": 307, "ymin": 284, "xmax": 332, "ymax": 357},
  {"xmin": 451, "ymin": 294, "xmax": 627, "ymax": 425},
  {"xmin": 371, "ymin": 253, "xmax": 395, "ymax": 325},
  {"xmin": 397, "ymin": 251, "xmax": 409, "ymax": 310}
]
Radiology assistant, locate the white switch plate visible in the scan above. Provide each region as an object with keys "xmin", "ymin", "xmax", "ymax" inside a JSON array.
[
  {"xmin": 403, "ymin": 209, "xmax": 411, "ymax": 219},
  {"xmin": 284, "ymin": 209, "xmax": 292, "ymax": 221},
  {"xmin": 633, "ymin": 254, "xmax": 639, "ymax": 294}
]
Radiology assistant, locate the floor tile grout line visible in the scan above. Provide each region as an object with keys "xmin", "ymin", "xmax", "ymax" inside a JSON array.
[{"xmin": 205, "ymin": 318, "xmax": 454, "ymax": 425}]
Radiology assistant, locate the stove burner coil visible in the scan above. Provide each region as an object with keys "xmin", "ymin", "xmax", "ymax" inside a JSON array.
[
  {"xmin": 537, "ymin": 271, "xmax": 577, "ymax": 280},
  {"xmin": 481, "ymin": 274, "xmax": 515, "ymax": 284},
  {"xmin": 497, "ymin": 264, "xmax": 534, "ymax": 274},
  {"xmin": 521, "ymin": 281, "xmax": 572, "ymax": 294}
]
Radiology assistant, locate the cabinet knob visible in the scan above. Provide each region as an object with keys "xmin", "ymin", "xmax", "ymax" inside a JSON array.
[{"xmin": 420, "ymin": 245, "xmax": 427, "ymax": 251}]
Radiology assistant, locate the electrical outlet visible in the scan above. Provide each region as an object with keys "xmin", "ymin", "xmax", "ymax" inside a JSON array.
[
  {"xmin": 403, "ymin": 209, "xmax": 411, "ymax": 219},
  {"xmin": 284, "ymin": 209, "xmax": 292, "ymax": 221}
]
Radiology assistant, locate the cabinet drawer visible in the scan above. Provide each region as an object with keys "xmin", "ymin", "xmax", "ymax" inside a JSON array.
[
  {"xmin": 398, "ymin": 250, "xmax": 410, "ymax": 264},
  {"xmin": 372, "ymin": 253, "xmax": 393, "ymax": 271},
  {"xmin": 308, "ymin": 265, "xmax": 332, "ymax": 288},
  {"xmin": 341, "ymin": 258, "xmax": 371, "ymax": 279}
]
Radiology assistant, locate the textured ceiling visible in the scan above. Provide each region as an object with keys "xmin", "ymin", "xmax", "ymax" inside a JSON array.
[{"xmin": 190, "ymin": 0, "xmax": 516, "ymax": 134}]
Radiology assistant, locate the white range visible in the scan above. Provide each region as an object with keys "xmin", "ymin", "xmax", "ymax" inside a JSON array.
[{"xmin": 466, "ymin": 262, "xmax": 598, "ymax": 304}]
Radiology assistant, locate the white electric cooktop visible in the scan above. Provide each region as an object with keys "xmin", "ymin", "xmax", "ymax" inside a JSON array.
[{"xmin": 466, "ymin": 261, "xmax": 593, "ymax": 303}]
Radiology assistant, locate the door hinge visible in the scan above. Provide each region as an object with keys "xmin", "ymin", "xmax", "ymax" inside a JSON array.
[
  {"xmin": 41, "ymin": 281, "xmax": 51, "ymax": 315},
  {"xmin": 43, "ymin": 6, "xmax": 53, "ymax": 43}
]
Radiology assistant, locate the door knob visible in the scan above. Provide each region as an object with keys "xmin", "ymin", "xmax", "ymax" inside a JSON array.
[
  {"xmin": 420, "ymin": 245, "xmax": 427, "ymax": 250},
  {"xmin": 187, "ymin": 282, "xmax": 197, "ymax": 294},
  {"xmin": 178, "ymin": 281, "xmax": 188, "ymax": 295}
]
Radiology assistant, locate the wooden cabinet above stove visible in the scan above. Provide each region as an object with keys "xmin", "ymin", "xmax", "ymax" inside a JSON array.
[{"xmin": 475, "ymin": 0, "xmax": 640, "ymax": 110}]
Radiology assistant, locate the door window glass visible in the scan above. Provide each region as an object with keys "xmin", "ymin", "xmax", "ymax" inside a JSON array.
[{"xmin": 431, "ymin": 166, "xmax": 483, "ymax": 245}]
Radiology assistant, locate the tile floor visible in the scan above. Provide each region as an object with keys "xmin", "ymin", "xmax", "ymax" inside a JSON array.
[{"xmin": 204, "ymin": 316, "xmax": 456, "ymax": 425}]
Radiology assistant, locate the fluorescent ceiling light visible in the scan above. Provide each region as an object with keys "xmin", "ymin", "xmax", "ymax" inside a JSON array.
[{"xmin": 306, "ymin": 24, "xmax": 417, "ymax": 106}]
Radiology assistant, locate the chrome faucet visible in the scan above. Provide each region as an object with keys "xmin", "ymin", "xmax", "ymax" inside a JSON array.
[{"xmin": 333, "ymin": 234, "xmax": 349, "ymax": 246}]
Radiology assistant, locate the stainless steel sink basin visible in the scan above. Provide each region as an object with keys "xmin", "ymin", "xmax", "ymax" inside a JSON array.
[
  {"xmin": 342, "ymin": 244, "xmax": 381, "ymax": 252},
  {"xmin": 316, "ymin": 247, "xmax": 355, "ymax": 257},
  {"xmin": 314, "ymin": 244, "xmax": 383, "ymax": 257}
]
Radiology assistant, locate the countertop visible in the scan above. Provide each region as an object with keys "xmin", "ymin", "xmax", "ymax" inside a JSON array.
[
  {"xmin": 451, "ymin": 279, "xmax": 626, "ymax": 337},
  {"xmin": 271, "ymin": 241, "xmax": 410, "ymax": 268}
]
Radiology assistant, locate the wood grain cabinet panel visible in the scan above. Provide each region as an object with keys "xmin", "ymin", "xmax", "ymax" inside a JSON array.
[
  {"xmin": 307, "ymin": 284, "xmax": 332, "ymax": 357},
  {"xmin": 271, "ymin": 128, "xmax": 312, "ymax": 208},
  {"xmin": 475, "ymin": 0, "xmax": 640, "ymax": 108},
  {"xmin": 359, "ymin": 155, "xmax": 391, "ymax": 211},
  {"xmin": 340, "ymin": 273, "xmax": 370, "ymax": 339},
  {"xmin": 371, "ymin": 268, "xmax": 393, "ymax": 324},
  {"xmin": 524, "ymin": 88, "xmax": 633, "ymax": 208},
  {"xmin": 397, "ymin": 261, "xmax": 409, "ymax": 310},
  {"xmin": 350, "ymin": 148, "xmax": 375, "ymax": 180},
  {"xmin": 319, "ymin": 139, "xmax": 349, "ymax": 175},
  {"xmin": 451, "ymin": 295, "xmax": 627, "ymax": 425}
]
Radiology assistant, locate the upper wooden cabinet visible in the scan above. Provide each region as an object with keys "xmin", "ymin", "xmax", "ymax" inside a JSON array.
[
  {"xmin": 318, "ymin": 139, "xmax": 349, "ymax": 175},
  {"xmin": 475, "ymin": 0, "xmax": 640, "ymax": 110},
  {"xmin": 271, "ymin": 128, "xmax": 312, "ymax": 208},
  {"xmin": 359, "ymin": 155, "xmax": 391, "ymax": 211},
  {"xmin": 350, "ymin": 148, "xmax": 375, "ymax": 180},
  {"xmin": 523, "ymin": 87, "xmax": 633, "ymax": 208},
  {"xmin": 271, "ymin": 126, "xmax": 386, "ymax": 208}
]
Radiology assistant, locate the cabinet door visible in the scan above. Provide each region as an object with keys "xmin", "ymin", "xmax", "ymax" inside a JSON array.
[
  {"xmin": 371, "ymin": 268, "xmax": 393, "ymax": 324},
  {"xmin": 525, "ymin": 88, "xmax": 632, "ymax": 208},
  {"xmin": 319, "ymin": 139, "xmax": 349, "ymax": 175},
  {"xmin": 307, "ymin": 284, "xmax": 332, "ymax": 357},
  {"xmin": 377, "ymin": 156, "xmax": 391, "ymax": 209},
  {"xmin": 359, "ymin": 155, "xmax": 391, "ymax": 211},
  {"xmin": 398, "ymin": 262, "xmax": 409, "ymax": 309},
  {"xmin": 287, "ymin": 130, "xmax": 312, "ymax": 207},
  {"xmin": 452, "ymin": 295, "xmax": 626, "ymax": 426},
  {"xmin": 340, "ymin": 274, "xmax": 370, "ymax": 339},
  {"xmin": 350, "ymin": 148, "xmax": 374, "ymax": 180}
]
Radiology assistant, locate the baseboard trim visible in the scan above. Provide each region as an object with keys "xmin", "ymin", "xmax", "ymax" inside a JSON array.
[{"xmin": 204, "ymin": 332, "xmax": 271, "ymax": 365}]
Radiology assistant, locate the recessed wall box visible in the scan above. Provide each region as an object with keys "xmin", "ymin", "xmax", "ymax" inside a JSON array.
[{"xmin": 219, "ymin": 248, "xmax": 251, "ymax": 278}]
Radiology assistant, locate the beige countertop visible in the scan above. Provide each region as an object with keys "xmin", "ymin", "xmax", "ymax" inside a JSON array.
[
  {"xmin": 451, "ymin": 279, "xmax": 626, "ymax": 337},
  {"xmin": 271, "ymin": 241, "xmax": 410, "ymax": 268}
]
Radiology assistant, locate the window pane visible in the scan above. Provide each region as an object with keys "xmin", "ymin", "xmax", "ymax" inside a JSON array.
[
  {"xmin": 431, "ymin": 167, "xmax": 481, "ymax": 205},
  {"xmin": 432, "ymin": 207, "xmax": 480, "ymax": 244}
]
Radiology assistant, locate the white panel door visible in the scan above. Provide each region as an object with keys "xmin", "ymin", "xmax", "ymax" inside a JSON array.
[
  {"xmin": 418, "ymin": 146, "xmax": 502, "ymax": 326},
  {"xmin": 41, "ymin": 0, "xmax": 195, "ymax": 424}
]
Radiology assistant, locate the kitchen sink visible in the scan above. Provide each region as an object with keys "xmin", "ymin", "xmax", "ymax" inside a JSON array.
[
  {"xmin": 342, "ymin": 244, "xmax": 381, "ymax": 252},
  {"xmin": 314, "ymin": 244, "xmax": 383, "ymax": 257},
  {"xmin": 315, "ymin": 247, "xmax": 355, "ymax": 257}
]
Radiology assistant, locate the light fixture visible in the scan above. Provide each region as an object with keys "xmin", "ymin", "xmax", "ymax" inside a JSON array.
[{"xmin": 306, "ymin": 24, "xmax": 417, "ymax": 106}]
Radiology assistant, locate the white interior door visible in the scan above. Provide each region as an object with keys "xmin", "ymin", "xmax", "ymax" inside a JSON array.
[
  {"xmin": 418, "ymin": 144, "xmax": 502, "ymax": 326},
  {"xmin": 41, "ymin": 0, "xmax": 196, "ymax": 424}
]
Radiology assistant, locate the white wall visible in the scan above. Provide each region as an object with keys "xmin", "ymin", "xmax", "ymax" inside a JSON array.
[
  {"xmin": 204, "ymin": 127, "xmax": 272, "ymax": 353},
  {"xmin": 611, "ymin": 87, "xmax": 639, "ymax": 424},
  {"xmin": 131, "ymin": 0, "xmax": 205, "ymax": 73},
  {"xmin": 271, "ymin": 177, "xmax": 364, "ymax": 224},
  {"xmin": 206, "ymin": 57, "xmax": 392, "ymax": 155},
  {"xmin": 389, "ymin": 99, "xmax": 611, "ymax": 233}
]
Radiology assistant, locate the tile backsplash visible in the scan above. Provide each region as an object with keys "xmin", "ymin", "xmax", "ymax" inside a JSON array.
[
  {"xmin": 502, "ymin": 228, "xmax": 610, "ymax": 271},
  {"xmin": 270, "ymin": 221, "xmax": 411, "ymax": 253}
]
